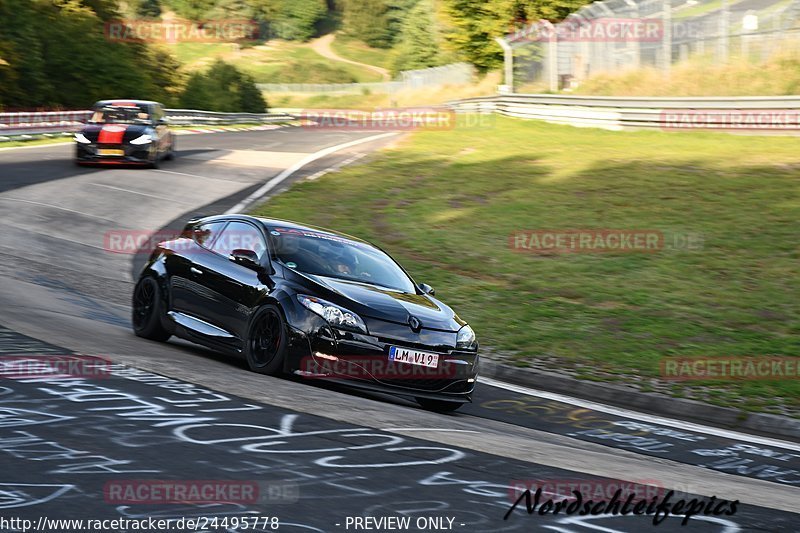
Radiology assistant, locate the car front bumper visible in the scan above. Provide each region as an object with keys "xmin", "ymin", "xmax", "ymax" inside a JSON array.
[
  {"xmin": 76, "ymin": 143, "xmax": 153, "ymax": 164},
  {"xmin": 286, "ymin": 312, "xmax": 479, "ymax": 402}
]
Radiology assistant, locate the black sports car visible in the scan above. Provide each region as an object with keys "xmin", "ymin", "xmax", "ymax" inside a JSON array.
[
  {"xmin": 132, "ymin": 215, "xmax": 479, "ymax": 411},
  {"xmin": 75, "ymin": 99, "xmax": 175, "ymax": 167}
]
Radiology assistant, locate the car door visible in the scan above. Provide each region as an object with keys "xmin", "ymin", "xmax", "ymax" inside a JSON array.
[
  {"xmin": 167, "ymin": 220, "xmax": 227, "ymax": 316},
  {"xmin": 183, "ymin": 220, "xmax": 271, "ymax": 347}
]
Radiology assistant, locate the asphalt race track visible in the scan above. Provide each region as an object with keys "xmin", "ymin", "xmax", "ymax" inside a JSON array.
[{"xmin": 0, "ymin": 128, "xmax": 798, "ymax": 532}]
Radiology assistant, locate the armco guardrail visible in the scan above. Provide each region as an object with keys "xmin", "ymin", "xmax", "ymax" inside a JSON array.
[
  {"xmin": 164, "ymin": 109, "xmax": 294, "ymax": 126},
  {"xmin": 448, "ymin": 94, "xmax": 800, "ymax": 133},
  {"xmin": 0, "ymin": 109, "xmax": 295, "ymax": 140},
  {"xmin": 0, "ymin": 111, "xmax": 93, "ymax": 138}
]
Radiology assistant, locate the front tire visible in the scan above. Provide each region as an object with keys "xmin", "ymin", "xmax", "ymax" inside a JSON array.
[
  {"xmin": 416, "ymin": 397, "xmax": 463, "ymax": 413},
  {"xmin": 245, "ymin": 305, "xmax": 288, "ymax": 375},
  {"xmin": 132, "ymin": 276, "xmax": 171, "ymax": 341},
  {"xmin": 164, "ymin": 136, "xmax": 175, "ymax": 160},
  {"xmin": 148, "ymin": 147, "xmax": 160, "ymax": 169}
]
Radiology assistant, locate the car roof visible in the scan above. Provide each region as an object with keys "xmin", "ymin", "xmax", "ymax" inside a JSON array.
[
  {"xmin": 195, "ymin": 214, "xmax": 372, "ymax": 247},
  {"xmin": 93, "ymin": 100, "xmax": 162, "ymax": 108}
]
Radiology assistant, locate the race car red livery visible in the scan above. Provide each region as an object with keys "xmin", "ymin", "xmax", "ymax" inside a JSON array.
[{"xmin": 75, "ymin": 100, "xmax": 175, "ymax": 167}]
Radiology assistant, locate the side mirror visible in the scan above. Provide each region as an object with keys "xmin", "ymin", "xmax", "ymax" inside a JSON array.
[
  {"xmin": 230, "ymin": 249, "xmax": 261, "ymax": 270},
  {"xmin": 418, "ymin": 283, "xmax": 435, "ymax": 296}
]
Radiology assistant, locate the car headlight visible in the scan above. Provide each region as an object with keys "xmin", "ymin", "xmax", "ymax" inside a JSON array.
[
  {"xmin": 456, "ymin": 325, "xmax": 477, "ymax": 350},
  {"xmin": 298, "ymin": 295, "xmax": 367, "ymax": 334},
  {"xmin": 130, "ymin": 134, "xmax": 153, "ymax": 145},
  {"xmin": 74, "ymin": 133, "xmax": 91, "ymax": 144}
]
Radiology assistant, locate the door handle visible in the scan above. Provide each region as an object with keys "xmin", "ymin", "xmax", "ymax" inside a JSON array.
[{"xmin": 190, "ymin": 267, "xmax": 203, "ymax": 275}]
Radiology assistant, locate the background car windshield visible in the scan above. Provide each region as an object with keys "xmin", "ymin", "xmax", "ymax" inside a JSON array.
[
  {"xmin": 90, "ymin": 106, "xmax": 150, "ymax": 125},
  {"xmin": 270, "ymin": 229, "xmax": 415, "ymax": 293}
]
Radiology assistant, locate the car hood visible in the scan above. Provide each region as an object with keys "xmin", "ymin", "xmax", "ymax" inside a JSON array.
[
  {"xmin": 298, "ymin": 273, "xmax": 465, "ymax": 332},
  {"xmin": 80, "ymin": 123, "xmax": 151, "ymax": 143}
]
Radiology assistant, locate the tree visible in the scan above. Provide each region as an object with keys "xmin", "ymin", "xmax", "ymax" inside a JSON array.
[
  {"xmin": 136, "ymin": 0, "xmax": 162, "ymax": 19},
  {"xmin": 441, "ymin": 0, "xmax": 591, "ymax": 71},
  {"xmin": 271, "ymin": 0, "xmax": 327, "ymax": 41},
  {"xmin": 140, "ymin": 46, "xmax": 186, "ymax": 106},
  {"xmin": 179, "ymin": 60, "xmax": 267, "ymax": 112},
  {"xmin": 341, "ymin": 0, "xmax": 390, "ymax": 47},
  {"xmin": 162, "ymin": 0, "xmax": 217, "ymax": 20},
  {"xmin": 207, "ymin": 0, "xmax": 252, "ymax": 19},
  {"xmin": 385, "ymin": 0, "xmax": 418, "ymax": 44},
  {"xmin": 392, "ymin": 0, "xmax": 441, "ymax": 73},
  {"xmin": 0, "ymin": 0, "xmax": 182, "ymax": 108}
]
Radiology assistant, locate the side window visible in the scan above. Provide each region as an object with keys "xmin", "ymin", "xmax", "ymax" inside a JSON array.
[
  {"xmin": 146, "ymin": 105, "xmax": 161, "ymax": 124},
  {"xmin": 193, "ymin": 221, "xmax": 226, "ymax": 249},
  {"xmin": 211, "ymin": 221, "xmax": 267, "ymax": 260}
]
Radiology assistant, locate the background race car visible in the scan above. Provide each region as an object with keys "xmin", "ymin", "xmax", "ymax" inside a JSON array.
[{"xmin": 75, "ymin": 99, "xmax": 175, "ymax": 167}]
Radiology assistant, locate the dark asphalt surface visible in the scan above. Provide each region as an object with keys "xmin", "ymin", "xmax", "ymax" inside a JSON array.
[
  {"xmin": 460, "ymin": 386, "xmax": 800, "ymax": 487},
  {"xmin": 0, "ymin": 327, "xmax": 796, "ymax": 532}
]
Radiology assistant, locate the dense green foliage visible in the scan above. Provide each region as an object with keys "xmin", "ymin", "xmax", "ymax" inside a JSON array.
[
  {"xmin": 0, "ymin": 0, "xmax": 597, "ymax": 109},
  {"xmin": 391, "ymin": 0, "xmax": 444, "ymax": 72},
  {"xmin": 269, "ymin": 0, "xmax": 327, "ymax": 41},
  {"xmin": 340, "ymin": 0, "xmax": 418, "ymax": 48},
  {"xmin": 0, "ymin": 0, "xmax": 268, "ymax": 110},
  {"xmin": 0, "ymin": 0, "xmax": 177, "ymax": 108},
  {"xmin": 442, "ymin": 0, "xmax": 590, "ymax": 70},
  {"xmin": 152, "ymin": 0, "xmax": 327, "ymax": 41},
  {"xmin": 339, "ymin": 0, "xmax": 591, "ymax": 70},
  {"xmin": 180, "ymin": 59, "xmax": 267, "ymax": 112}
]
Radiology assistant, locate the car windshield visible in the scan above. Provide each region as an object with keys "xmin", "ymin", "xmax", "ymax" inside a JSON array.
[
  {"xmin": 89, "ymin": 106, "xmax": 151, "ymax": 125},
  {"xmin": 270, "ymin": 227, "xmax": 416, "ymax": 293}
]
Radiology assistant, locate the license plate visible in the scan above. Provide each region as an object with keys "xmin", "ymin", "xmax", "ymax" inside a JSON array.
[
  {"xmin": 98, "ymin": 149, "xmax": 124, "ymax": 156},
  {"xmin": 389, "ymin": 346, "xmax": 439, "ymax": 368}
]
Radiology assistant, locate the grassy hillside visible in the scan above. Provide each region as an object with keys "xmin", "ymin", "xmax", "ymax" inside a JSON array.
[
  {"xmin": 251, "ymin": 116, "xmax": 800, "ymax": 416},
  {"xmin": 170, "ymin": 40, "xmax": 385, "ymax": 84},
  {"xmin": 330, "ymin": 34, "xmax": 395, "ymax": 70}
]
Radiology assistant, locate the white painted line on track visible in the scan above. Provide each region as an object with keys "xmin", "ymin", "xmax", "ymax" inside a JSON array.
[
  {"xmin": 225, "ymin": 132, "xmax": 398, "ymax": 214},
  {"xmin": 152, "ymin": 169, "xmax": 233, "ymax": 182},
  {"xmin": 480, "ymin": 376, "xmax": 800, "ymax": 451},
  {"xmin": 4, "ymin": 222, "xmax": 110, "ymax": 252},
  {"xmin": 380, "ymin": 428, "xmax": 480, "ymax": 433},
  {"xmin": 0, "ymin": 197, "xmax": 115, "ymax": 221},
  {"xmin": 88, "ymin": 183, "xmax": 194, "ymax": 205},
  {"xmin": 0, "ymin": 140, "xmax": 71, "ymax": 152}
]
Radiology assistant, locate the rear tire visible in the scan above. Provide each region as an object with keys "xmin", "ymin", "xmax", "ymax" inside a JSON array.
[
  {"xmin": 148, "ymin": 148, "xmax": 160, "ymax": 169},
  {"xmin": 132, "ymin": 276, "xmax": 171, "ymax": 341},
  {"xmin": 416, "ymin": 397, "xmax": 463, "ymax": 413},
  {"xmin": 245, "ymin": 305, "xmax": 288, "ymax": 375}
]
